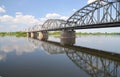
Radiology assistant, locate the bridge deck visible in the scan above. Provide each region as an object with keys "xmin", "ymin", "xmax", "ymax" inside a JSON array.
[{"xmin": 30, "ymin": 21, "xmax": 120, "ymax": 32}]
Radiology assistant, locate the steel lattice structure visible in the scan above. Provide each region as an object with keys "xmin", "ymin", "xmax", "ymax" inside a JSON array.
[
  {"xmin": 27, "ymin": 24, "xmax": 42, "ymax": 32},
  {"xmin": 41, "ymin": 19, "xmax": 66, "ymax": 30},
  {"xmin": 67, "ymin": 0, "xmax": 120, "ymax": 27},
  {"xmin": 27, "ymin": 0, "xmax": 120, "ymax": 32}
]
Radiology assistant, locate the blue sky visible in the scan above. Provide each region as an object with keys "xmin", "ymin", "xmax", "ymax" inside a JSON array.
[
  {"xmin": 0, "ymin": 0, "xmax": 86, "ymax": 17},
  {"xmin": 0, "ymin": 0, "xmax": 120, "ymax": 32}
]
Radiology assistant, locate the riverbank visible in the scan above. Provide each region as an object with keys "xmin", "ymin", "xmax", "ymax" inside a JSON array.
[
  {"xmin": 0, "ymin": 32, "xmax": 26, "ymax": 37},
  {"xmin": 49, "ymin": 31, "xmax": 120, "ymax": 37},
  {"xmin": 0, "ymin": 31, "xmax": 120, "ymax": 37}
]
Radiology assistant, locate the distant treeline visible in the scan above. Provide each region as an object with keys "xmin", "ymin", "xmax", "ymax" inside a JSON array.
[
  {"xmin": 49, "ymin": 31, "xmax": 120, "ymax": 35},
  {"xmin": 76, "ymin": 32, "xmax": 120, "ymax": 35},
  {"xmin": 0, "ymin": 32, "xmax": 26, "ymax": 37},
  {"xmin": 0, "ymin": 31, "xmax": 120, "ymax": 37},
  {"xmin": 49, "ymin": 31, "xmax": 60, "ymax": 35}
]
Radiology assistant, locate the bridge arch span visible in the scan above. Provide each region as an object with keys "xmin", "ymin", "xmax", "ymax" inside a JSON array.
[
  {"xmin": 67, "ymin": 0, "xmax": 120, "ymax": 27},
  {"xmin": 41, "ymin": 19, "xmax": 66, "ymax": 30}
]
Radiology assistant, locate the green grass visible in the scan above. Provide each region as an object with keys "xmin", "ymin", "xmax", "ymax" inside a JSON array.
[
  {"xmin": 76, "ymin": 32, "xmax": 120, "ymax": 35},
  {"xmin": 49, "ymin": 31, "xmax": 60, "ymax": 35},
  {"xmin": 0, "ymin": 31, "xmax": 119, "ymax": 37},
  {"xmin": 0, "ymin": 32, "xmax": 27, "ymax": 37},
  {"xmin": 48, "ymin": 31, "xmax": 120, "ymax": 36}
]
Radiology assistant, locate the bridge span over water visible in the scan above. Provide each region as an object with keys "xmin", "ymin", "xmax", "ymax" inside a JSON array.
[{"xmin": 26, "ymin": 0, "xmax": 120, "ymax": 43}]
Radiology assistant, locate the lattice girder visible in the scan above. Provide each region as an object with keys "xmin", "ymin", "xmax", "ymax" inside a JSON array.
[
  {"xmin": 41, "ymin": 19, "xmax": 66, "ymax": 30},
  {"xmin": 67, "ymin": 0, "xmax": 120, "ymax": 27}
]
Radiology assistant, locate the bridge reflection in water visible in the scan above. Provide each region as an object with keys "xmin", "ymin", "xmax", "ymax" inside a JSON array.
[{"xmin": 28, "ymin": 38, "xmax": 120, "ymax": 77}]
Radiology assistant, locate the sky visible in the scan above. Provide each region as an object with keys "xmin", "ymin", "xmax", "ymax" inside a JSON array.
[{"xmin": 0, "ymin": 0, "xmax": 120, "ymax": 32}]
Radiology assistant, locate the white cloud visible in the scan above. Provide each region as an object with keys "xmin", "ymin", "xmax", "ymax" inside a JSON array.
[
  {"xmin": 0, "ymin": 13, "xmax": 40, "ymax": 32},
  {"xmin": 46, "ymin": 13, "xmax": 61, "ymax": 18},
  {"xmin": 0, "ymin": 12, "xmax": 69, "ymax": 32},
  {"xmin": 39, "ymin": 13, "xmax": 68, "ymax": 24},
  {"xmin": 87, "ymin": 0, "xmax": 107, "ymax": 5},
  {"xmin": 0, "ymin": 26, "xmax": 3, "ymax": 29},
  {"xmin": 16, "ymin": 12, "xmax": 23, "ymax": 15},
  {"xmin": 88, "ymin": 0, "xmax": 97, "ymax": 4},
  {"xmin": 14, "ymin": 14, "xmax": 39, "ymax": 25},
  {"xmin": 0, "ymin": 6, "xmax": 6, "ymax": 13},
  {"xmin": 60, "ymin": 16, "xmax": 69, "ymax": 20},
  {"xmin": 0, "ymin": 15, "xmax": 14, "ymax": 22},
  {"xmin": 72, "ymin": 9, "xmax": 77, "ymax": 12}
]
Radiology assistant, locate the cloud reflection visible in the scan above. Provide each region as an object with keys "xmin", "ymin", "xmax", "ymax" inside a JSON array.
[
  {"xmin": 0, "ymin": 37, "xmax": 38, "ymax": 61},
  {"xmin": 0, "ymin": 54, "xmax": 6, "ymax": 61}
]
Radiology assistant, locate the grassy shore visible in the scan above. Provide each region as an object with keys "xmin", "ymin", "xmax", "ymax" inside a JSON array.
[
  {"xmin": 49, "ymin": 31, "xmax": 120, "ymax": 36},
  {"xmin": 0, "ymin": 32, "xmax": 26, "ymax": 37},
  {"xmin": 76, "ymin": 32, "xmax": 120, "ymax": 35},
  {"xmin": 0, "ymin": 31, "xmax": 120, "ymax": 37}
]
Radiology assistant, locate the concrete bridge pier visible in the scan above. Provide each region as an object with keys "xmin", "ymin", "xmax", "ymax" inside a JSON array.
[
  {"xmin": 38, "ymin": 31, "xmax": 48, "ymax": 40},
  {"xmin": 30, "ymin": 32, "xmax": 38, "ymax": 38},
  {"xmin": 60, "ymin": 30, "xmax": 76, "ymax": 45},
  {"xmin": 27, "ymin": 32, "xmax": 31, "ymax": 37}
]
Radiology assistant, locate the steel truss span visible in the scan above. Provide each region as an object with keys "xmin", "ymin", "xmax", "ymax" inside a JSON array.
[
  {"xmin": 26, "ymin": 0, "xmax": 120, "ymax": 32},
  {"xmin": 41, "ymin": 19, "xmax": 66, "ymax": 30},
  {"xmin": 67, "ymin": 0, "xmax": 120, "ymax": 27}
]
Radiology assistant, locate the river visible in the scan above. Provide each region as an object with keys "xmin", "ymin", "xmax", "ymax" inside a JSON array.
[{"xmin": 0, "ymin": 35, "xmax": 120, "ymax": 77}]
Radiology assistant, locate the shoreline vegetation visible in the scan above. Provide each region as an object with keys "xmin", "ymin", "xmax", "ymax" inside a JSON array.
[
  {"xmin": 49, "ymin": 31, "xmax": 120, "ymax": 36},
  {"xmin": 0, "ymin": 32, "xmax": 26, "ymax": 37},
  {"xmin": 0, "ymin": 31, "xmax": 120, "ymax": 37}
]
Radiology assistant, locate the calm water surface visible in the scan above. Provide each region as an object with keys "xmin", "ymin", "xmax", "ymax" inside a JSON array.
[{"xmin": 0, "ymin": 35, "xmax": 120, "ymax": 77}]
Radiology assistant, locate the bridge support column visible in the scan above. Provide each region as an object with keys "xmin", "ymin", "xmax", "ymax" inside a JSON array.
[
  {"xmin": 27, "ymin": 32, "xmax": 31, "ymax": 37},
  {"xmin": 60, "ymin": 30, "xmax": 76, "ymax": 45},
  {"xmin": 38, "ymin": 31, "xmax": 48, "ymax": 40},
  {"xmin": 31, "ymin": 32, "xmax": 38, "ymax": 38}
]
